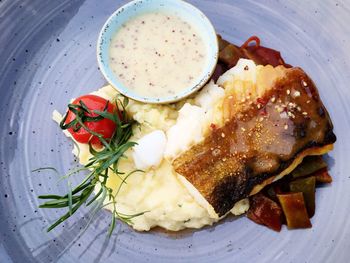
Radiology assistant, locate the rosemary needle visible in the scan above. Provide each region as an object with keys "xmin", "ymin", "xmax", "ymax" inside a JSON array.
[{"xmin": 36, "ymin": 96, "xmax": 145, "ymax": 235}]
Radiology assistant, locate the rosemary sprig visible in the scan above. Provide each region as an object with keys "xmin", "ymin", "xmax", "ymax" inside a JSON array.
[{"xmin": 37, "ymin": 96, "xmax": 144, "ymax": 235}]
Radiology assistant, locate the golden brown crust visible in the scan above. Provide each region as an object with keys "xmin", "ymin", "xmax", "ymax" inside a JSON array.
[{"xmin": 173, "ymin": 67, "xmax": 336, "ymax": 216}]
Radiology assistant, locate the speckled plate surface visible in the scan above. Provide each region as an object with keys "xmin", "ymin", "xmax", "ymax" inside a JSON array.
[{"xmin": 0, "ymin": 1, "xmax": 349, "ymax": 262}]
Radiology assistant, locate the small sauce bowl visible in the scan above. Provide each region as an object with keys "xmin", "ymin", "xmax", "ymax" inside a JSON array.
[{"xmin": 97, "ymin": 0, "xmax": 218, "ymax": 104}]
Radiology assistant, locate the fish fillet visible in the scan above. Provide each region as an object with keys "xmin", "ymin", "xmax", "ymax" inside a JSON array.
[{"xmin": 173, "ymin": 65, "xmax": 336, "ymax": 217}]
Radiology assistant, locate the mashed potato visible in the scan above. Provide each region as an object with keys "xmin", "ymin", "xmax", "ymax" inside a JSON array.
[{"xmin": 53, "ymin": 59, "xmax": 256, "ymax": 231}]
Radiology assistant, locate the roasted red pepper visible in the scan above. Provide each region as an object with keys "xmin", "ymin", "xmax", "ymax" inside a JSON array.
[
  {"xmin": 247, "ymin": 193, "xmax": 283, "ymax": 232},
  {"xmin": 217, "ymin": 35, "xmax": 291, "ymax": 70}
]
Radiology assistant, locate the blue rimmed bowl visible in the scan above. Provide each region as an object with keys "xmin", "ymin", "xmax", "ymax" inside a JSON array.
[{"xmin": 97, "ymin": 0, "xmax": 218, "ymax": 104}]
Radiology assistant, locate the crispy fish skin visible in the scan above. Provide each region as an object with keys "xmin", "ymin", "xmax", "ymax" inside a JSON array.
[{"xmin": 173, "ymin": 67, "xmax": 336, "ymax": 216}]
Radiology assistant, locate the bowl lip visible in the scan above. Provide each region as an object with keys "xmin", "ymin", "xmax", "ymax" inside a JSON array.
[{"xmin": 96, "ymin": 0, "xmax": 219, "ymax": 104}]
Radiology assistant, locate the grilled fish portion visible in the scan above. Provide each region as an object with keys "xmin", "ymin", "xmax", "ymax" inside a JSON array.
[{"xmin": 173, "ymin": 65, "xmax": 336, "ymax": 216}]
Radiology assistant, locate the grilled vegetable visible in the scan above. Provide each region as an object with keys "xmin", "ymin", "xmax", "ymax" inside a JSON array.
[
  {"xmin": 277, "ymin": 193, "xmax": 312, "ymax": 229},
  {"xmin": 247, "ymin": 193, "xmax": 283, "ymax": 232},
  {"xmin": 217, "ymin": 34, "xmax": 230, "ymax": 51},
  {"xmin": 240, "ymin": 36, "xmax": 290, "ymax": 67},
  {"xmin": 217, "ymin": 35, "xmax": 291, "ymax": 69},
  {"xmin": 291, "ymin": 156, "xmax": 327, "ymax": 179},
  {"xmin": 290, "ymin": 176, "xmax": 316, "ymax": 217},
  {"xmin": 218, "ymin": 43, "xmax": 243, "ymax": 68},
  {"xmin": 313, "ymin": 168, "xmax": 333, "ymax": 183},
  {"xmin": 265, "ymin": 186, "xmax": 278, "ymax": 202}
]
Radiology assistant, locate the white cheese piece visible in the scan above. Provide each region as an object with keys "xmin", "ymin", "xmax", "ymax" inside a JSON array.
[
  {"xmin": 195, "ymin": 80, "xmax": 225, "ymax": 111},
  {"xmin": 164, "ymin": 103, "xmax": 206, "ymax": 159},
  {"xmin": 230, "ymin": 198, "xmax": 250, "ymax": 215},
  {"xmin": 217, "ymin": 58, "xmax": 257, "ymax": 86},
  {"xmin": 132, "ymin": 130, "xmax": 167, "ymax": 170}
]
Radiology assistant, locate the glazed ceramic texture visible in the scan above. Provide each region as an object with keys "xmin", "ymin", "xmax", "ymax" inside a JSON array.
[
  {"xmin": 97, "ymin": 0, "xmax": 219, "ymax": 104},
  {"xmin": 0, "ymin": 0, "xmax": 349, "ymax": 262}
]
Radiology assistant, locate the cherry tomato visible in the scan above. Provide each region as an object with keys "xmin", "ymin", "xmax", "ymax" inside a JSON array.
[{"xmin": 65, "ymin": 95, "xmax": 117, "ymax": 147}]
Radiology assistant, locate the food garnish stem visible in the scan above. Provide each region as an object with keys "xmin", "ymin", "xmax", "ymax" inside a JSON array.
[{"xmin": 35, "ymin": 96, "xmax": 145, "ymax": 235}]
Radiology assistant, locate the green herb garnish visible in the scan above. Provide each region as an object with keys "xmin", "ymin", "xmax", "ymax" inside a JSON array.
[{"xmin": 36, "ymin": 96, "xmax": 144, "ymax": 236}]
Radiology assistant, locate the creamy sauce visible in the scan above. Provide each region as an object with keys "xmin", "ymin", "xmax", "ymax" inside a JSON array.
[{"xmin": 109, "ymin": 12, "xmax": 208, "ymax": 99}]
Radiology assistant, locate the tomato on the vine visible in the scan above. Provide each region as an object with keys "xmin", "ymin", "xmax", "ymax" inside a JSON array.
[{"xmin": 64, "ymin": 95, "xmax": 118, "ymax": 147}]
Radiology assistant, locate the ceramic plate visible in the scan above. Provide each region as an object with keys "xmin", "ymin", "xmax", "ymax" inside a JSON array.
[{"xmin": 1, "ymin": 0, "xmax": 349, "ymax": 262}]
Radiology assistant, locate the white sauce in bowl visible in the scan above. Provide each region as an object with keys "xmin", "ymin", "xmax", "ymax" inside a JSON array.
[{"xmin": 109, "ymin": 12, "xmax": 208, "ymax": 99}]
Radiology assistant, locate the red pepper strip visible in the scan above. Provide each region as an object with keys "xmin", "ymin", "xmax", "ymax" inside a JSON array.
[
  {"xmin": 246, "ymin": 45, "xmax": 292, "ymax": 68},
  {"xmin": 240, "ymin": 35, "xmax": 261, "ymax": 49},
  {"xmin": 247, "ymin": 193, "xmax": 283, "ymax": 232},
  {"xmin": 218, "ymin": 35, "xmax": 292, "ymax": 70}
]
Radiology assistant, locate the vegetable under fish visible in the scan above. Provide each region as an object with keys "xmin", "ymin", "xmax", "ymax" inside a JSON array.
[
  {"xmin": 290, "ymin": 176, "xmax": 316, "ymax": 217},
  {"xmin": 277, "ymin": 192, "xmax": 312, "ymax": 229}
]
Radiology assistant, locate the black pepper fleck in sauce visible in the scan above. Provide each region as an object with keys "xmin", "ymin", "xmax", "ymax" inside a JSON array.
[{"xmin": 109, "ymin": 12, "xmax": 208, "ymax": 98}]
